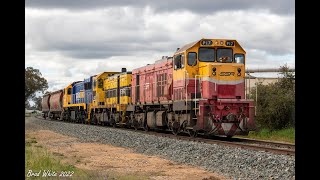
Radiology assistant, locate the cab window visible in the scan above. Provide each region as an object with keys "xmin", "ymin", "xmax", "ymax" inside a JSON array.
[
  {"xmin": 98, "ymin": 79, "xmax": 103, "ymax": 88},
  {"xmin": 174, "ymin": 54, "xmax": 184, "ymax": 69},
  {"xmin": 84, "ymin": 82, "xmax": 92, "ymax": 90},
  {"xmin": 217, "ymin": 48, "xmax": 233, "ymax": 63},
  {"xmin": 125, "ymin": 88, "xmax": 131, "ymax": 97},
  {"xmin": 199, "ymin": 47, "xmax": 215, "ymax": 62},
  {"xmin": 67, "ymin": 88, "xmax": 71, "ymax": 95},
  {"xmin": 120, "ymin": 89, "xmax": 126, "ymax": 96},
  {"xmin": 235, "ymin": 54, "xmax": 245, "ymax": 64},
  {"xmin": 187, "ymin": 52, "xmax": 197, "ymax": 66}
]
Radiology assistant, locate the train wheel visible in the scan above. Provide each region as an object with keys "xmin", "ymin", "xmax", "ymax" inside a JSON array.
[
  {"xmin": 187, "ymin": 130, "xmax": 198, "ymax": 137},
  {"xmin": 172, "ymin": 127, "xmax": 180, "ymax": 136},
  {"xmin": 172, "ymin": 121, "xmax": 180, "ymax": 135},
  {"xmin": 110, "ymin": 118, "xmax": 116, "ymax": 127},
  {"xmin": 75, "ymin": 116, "xmax": 79, "ymax": 123},
  {"xmin": 132, "ymin": 120, "xmax": 139, "ymax": 131},
  {"xmin": 92, "ymin": 116, "xmax": 97, "ymax": 125},
  {"xmin": 143, "ymin": 123, "xmax": 149, "ymax": 131}
]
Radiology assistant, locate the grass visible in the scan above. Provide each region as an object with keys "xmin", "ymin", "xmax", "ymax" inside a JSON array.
[
  {"xmin": 25, "ymin": 134, "xmax": 151, "ymax": 179},
  {"xmin": 243, "ymin": 127, "xmax": 295, "ymax": 143},
  {"xmin": 25, "ymin": 138, "xmax": 93, "ymax": 179}
]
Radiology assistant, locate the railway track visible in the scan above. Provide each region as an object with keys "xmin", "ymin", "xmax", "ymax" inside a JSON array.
[
  {"xmin": 128, "ymin": 130, "xmax": 295, "ymax": 156},
  {"xmin": 33, "ymin": 115, "xmax": 295, "ymax": 156}
]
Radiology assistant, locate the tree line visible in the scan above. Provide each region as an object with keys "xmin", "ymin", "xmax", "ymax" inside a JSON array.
[
  {"xmin": 249, "ymin": 64, "xmax": 295, "ymax": 130},
  {"xmin": 25, "ymin": 67, "xmax": 48, "ymax": 110}
]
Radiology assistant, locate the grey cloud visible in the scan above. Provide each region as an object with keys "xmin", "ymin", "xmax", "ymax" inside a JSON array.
[
  {"xmin": 26, "ymin": 0, "xmax": 294, "ymax": 14},
  {"xmin": 37, "ymin": 40, "xmax": 176, "ymax": 59},
  {"xmin": 26, "ymin": 5, "xmax": 294, "ymax": 59},
  {"xmin": 63, "ymin": 69, "xmax": 72, "ymax": 77},
  {"xmin": 26, "ymin": 7, "xmax": 176, "ymax": 59}
]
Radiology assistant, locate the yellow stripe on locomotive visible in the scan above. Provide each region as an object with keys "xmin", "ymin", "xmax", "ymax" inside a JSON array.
[
  {"xmin": 104, "ymin": 72, "xmax": 132, "ymax": 111},
  {"xmin": 104, "ymin": 75, "xmax": 118, "ymax": 108},
  {"xmin": 87, "ymin": 71, "xmax": 120, "ymax": 121},
  {"xmin": 119, "ymin": 73, "xmax": 132, "ymax": 107},
  {"xmin": 91, "ymin": 72, "xmax": 119, "ymax": 108}
]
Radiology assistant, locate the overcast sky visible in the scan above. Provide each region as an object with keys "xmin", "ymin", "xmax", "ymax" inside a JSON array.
[{"xmin": 25, "ymin": 0, "xmax": 295, "ymax": 92}]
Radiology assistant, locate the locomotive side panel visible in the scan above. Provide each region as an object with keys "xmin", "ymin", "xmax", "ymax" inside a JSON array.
[
  {"xmin": 132, "ymin": 57, "xmax": 173, "ymax": 105},
  {"xmin": 119, "ymin": 73, "xmax": 132, "ymax": 110},
  {"xmin": 84, "ymin": 76, "xmax": 94, "ymax": 106},
  {"xmin": 71, "ymin": 81, "xmax": 85, "ymax": 104}
]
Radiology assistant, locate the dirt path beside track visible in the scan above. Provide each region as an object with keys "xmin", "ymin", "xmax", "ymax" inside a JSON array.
[{"xmin": 26, "ymin": 117, "xmax": 227, "ymax": 180}]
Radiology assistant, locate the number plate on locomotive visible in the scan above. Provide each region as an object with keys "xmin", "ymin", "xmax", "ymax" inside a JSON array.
[
  {"xmin": 201, "ymin": 40, "xmax": 213, "ymax": 45},
  {"xmin": 226, "ymin": 41, "xmax": 235, "ymax": 46}
]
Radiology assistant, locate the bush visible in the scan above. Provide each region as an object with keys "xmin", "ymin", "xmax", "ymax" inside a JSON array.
[{"xmin": 249, "ymin": 64, "xmax": 295, "ymax": 130}]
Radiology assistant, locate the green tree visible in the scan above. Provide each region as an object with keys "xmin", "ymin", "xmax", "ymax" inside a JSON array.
[
  {"xmin": 250, "ymin": 64, "xmax": 295, "ymax": 130},
  {"xmin": 32, "ymin": 96, "xmax": 42, "ymax": 110},
  {"xmin": 25, "ymin": 67, "xmax": 48, "ymax": 105}
]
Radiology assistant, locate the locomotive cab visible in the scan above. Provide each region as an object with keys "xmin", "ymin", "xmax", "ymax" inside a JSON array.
[
  {"xmin": 63, "ymin": 83, "xmax": 73, "ymax": 105},
  {"xmin": 172, "ymin": 38, "xmax": 255, "ymax": 137}
]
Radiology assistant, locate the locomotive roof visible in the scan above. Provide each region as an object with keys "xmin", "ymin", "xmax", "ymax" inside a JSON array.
[
  {"xmin": 107, "ymin": 71, "xmax": 132, "ymax": 79},
  {"xmin": 175, "ymin": 38, "xmax": 244, "ymax": 54},
  {"xmin": 95, "ymin": 71, "xmax": 120, "ymax": 78},
  {"xmin": 175, "ymin": 40, "xmax": 198, "ymax": 54}
]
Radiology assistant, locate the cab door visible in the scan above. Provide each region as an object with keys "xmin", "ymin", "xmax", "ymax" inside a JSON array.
[{"xmin": 172, "ymin": 53, "xmax": 186, "ymax": 100}]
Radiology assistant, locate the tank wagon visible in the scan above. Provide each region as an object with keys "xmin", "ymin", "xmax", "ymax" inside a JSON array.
[
  {"xmin": 41, "ymin": 93, "xmax": 50, "ymax": 119},
  {"xmin": 47, "ymin": 89, "xmax": 63, "ymax": 120},
  {"xmin": 42, "ymin": 38, "xmax": 256, "ymax": 137}
]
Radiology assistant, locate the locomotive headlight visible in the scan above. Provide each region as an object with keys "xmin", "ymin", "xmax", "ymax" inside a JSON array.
[
  {"xmin": 237, "ymin": 68, "xmax": 241, "ymax": 76},
  {"xmin": 220, "ymin": 41, "xmax": 223, "ymax": 45},
  {"xmin": 212, "ymin": 67, "xmax": 217, "ymax": 76}
]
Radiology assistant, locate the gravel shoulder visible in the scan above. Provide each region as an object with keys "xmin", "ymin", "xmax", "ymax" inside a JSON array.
[
  {"xmin": 25, "ymin": 116, "xmax": 295, "ymax": 179},
  {"xmin": 26, "ymin": 117, "xmax": 226, "ymax": 180}
]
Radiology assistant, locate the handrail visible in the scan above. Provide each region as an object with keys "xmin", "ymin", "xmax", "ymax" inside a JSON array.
[{"xmin": 194, "ymin": 74, "xmax": 209, "ymax": 115}]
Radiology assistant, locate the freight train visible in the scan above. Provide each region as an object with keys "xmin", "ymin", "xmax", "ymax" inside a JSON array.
[{"xmin": 41, "ymin": 38, "xmax": 256, "ymax": 137}]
